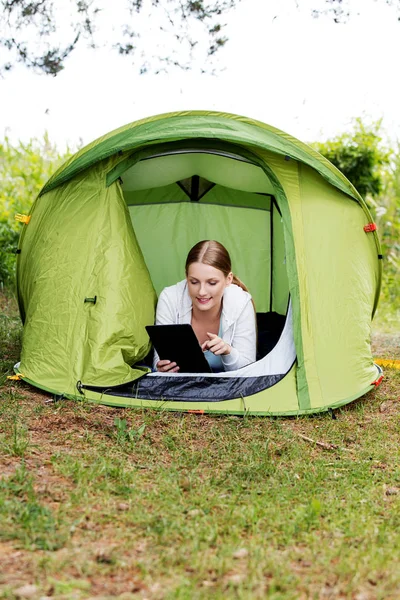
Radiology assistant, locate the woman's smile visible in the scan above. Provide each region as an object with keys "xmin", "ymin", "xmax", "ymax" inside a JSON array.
[
  {"xmin": 187, "ymin": 262, "xmax": 232, "ymax": 316},
  {"xmin": 196, "ymin": 297, "xmax": 211, "ymax": 305}
]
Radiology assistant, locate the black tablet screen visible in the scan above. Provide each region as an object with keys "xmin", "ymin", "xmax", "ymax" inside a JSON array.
[{"xmin": 146, "ymin": 324, "xmax": 212, "ymax": 374}]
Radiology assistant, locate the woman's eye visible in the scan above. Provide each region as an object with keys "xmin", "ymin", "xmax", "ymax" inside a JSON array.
[{"xmin": 209, "ymin": 282, "xmax": 217, "ymax": 286}]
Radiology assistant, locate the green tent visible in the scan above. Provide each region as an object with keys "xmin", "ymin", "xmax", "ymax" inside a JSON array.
[{"xmin": 15, "ymin": 111, "xmax": 383, "ymax": 415}]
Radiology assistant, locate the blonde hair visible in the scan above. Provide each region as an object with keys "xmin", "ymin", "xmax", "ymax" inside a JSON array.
[{"xmin": 185, "ymin": 240, "xmax": 250, "ymax": 295}]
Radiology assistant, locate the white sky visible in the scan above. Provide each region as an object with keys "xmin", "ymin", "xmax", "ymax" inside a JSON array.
[{"xmin": 1, "ymin": 0, "xmax": 400, "ymax": 149}]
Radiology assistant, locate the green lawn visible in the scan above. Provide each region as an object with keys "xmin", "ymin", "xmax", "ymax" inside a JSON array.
[{"xmin": 1, "ymin": 291, "xmax": 399, "ymax": 600}]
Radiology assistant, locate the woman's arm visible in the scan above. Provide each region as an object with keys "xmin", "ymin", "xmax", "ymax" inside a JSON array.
[{"xmin": 221, "ymin": 301, "xmax": 257, "ymax": 371}]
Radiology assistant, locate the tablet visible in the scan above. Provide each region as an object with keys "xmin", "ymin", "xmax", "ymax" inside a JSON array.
[{"xmin": 146, "ymin": 324, "xmax": 212, "ymax": 374}]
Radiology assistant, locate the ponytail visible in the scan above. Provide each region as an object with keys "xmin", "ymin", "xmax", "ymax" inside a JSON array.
[
  {"xmin": 232, "ymin": 274, "xmax": 256, "ymax": 314},
  {"xmin": 232, "ymin": 274, "xmax": 249, "ymax": 293}
]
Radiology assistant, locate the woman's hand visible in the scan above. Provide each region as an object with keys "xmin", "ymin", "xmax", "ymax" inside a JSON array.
[
  {"xmin": 156, "ymin": 359, "xmax": 180, "ymax": 373},
  {"xmin": 201, "ymin": 333, "xmax": 231, "ymax": 356}
]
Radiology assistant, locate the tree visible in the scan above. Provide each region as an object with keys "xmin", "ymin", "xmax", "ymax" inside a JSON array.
[
  {"xmin": 309, "ymin": 0, "xmax": 400, "ymax": 24},
  {"xmin": 0, "ymin": 0, "xmax": 238, "ymax": 76},
  {"xmin": 2, "ymin": 0, "xmax": 399, "ymax": 77}
]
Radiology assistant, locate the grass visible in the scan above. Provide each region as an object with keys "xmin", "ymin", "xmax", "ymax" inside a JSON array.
[
  {"xmin": 0, "ymin": 289, "xmax": 22, "ymax": 382},
  {"xmin": 0, "ymin": 291, "xmax": 399, "ymax": 599}
]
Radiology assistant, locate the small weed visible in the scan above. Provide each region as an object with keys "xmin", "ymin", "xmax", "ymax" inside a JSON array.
[
  {"xmin": 113, "ymin": 417, "xmax": 146, "ymax": 445},
  {"xmin": 3, "ymin": 413, "xmax": 29, "ymax": 457},
  {"xmin": 0, "ymin": 390, "xmax": 30, "ymax": 457},
  {"xmin": 49, "ymin": 578, "xmax": 91, "ymax": 596}
]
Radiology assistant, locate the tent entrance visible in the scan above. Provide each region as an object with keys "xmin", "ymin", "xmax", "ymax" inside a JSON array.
[
  {"xmin": 81, "ymin": 300, "xmax": 296, "ymax": 402},
  {"xmin": 83, "ymin": 144, "xmax": 297, "ymax": 402},
  {"xmin": 88, "ymin": 142, "xmax": 297, "ymax": 401},
  {"xmin": 117, "ymin": 146, "xmax": 290, "ymax": 317}
]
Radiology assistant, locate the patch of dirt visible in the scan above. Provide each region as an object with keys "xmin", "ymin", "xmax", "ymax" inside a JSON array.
[
  {"xmin": 0, "ymin": 292, "xmax": 19, "ymax": 317},
  {"xmin": 371, "ymin": 331, "xmax": 400, "ymax": 359},
  {"xmin": 0, "ymin": 540, "xmax": 149, "ymax": 597},
  {"xmin": 0, "ymin": 542, "xmax": 41, "ymax": 587},
  {"xmin": 86, "ymin": 569, "xmax": 146, "ymax": 597}
]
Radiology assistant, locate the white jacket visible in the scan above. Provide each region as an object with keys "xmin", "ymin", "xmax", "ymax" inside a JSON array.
[{"xmin": 154, "ymin": 279, "xmax": 257, "ymax": 372}]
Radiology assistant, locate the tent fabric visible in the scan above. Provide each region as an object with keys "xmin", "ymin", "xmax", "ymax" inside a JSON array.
[
  {"xmin": 15, "ymin": 110, "xmax": 383, "ymax": 415},
  {"xmin": 41, "ymin": 112, "xmax": 364, "ymax": 202},
  {"xmin": 119, "ymin": 151, "xmax": 275, "ymax": 195},
  {"xmin": 17, "ymin": 163, "xmax": 157, "ymax": 388}
]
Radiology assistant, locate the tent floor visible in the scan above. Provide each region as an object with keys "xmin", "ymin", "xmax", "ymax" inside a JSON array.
[{"xmin": 82, "ymin": 311, "xmax": 288, "ymax": 401}]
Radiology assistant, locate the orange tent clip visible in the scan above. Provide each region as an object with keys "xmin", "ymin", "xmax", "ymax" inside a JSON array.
[
  {"xmin": 15, "ymin": 214, "xmax": 31, "ymax": 224},
  {"xmin": 7, "ymin": 374, "xmax": 25, "ymax": 381}
]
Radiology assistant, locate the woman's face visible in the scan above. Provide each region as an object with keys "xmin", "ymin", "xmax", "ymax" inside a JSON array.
[{"xmin": 187, "ymin": 262, "xmax": 233, "ymax": 314}]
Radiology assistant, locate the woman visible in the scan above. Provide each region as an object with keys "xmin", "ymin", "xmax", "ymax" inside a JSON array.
[{"xmin": 155, "ymin": 240, "xmax": 257, "ymax": 373}]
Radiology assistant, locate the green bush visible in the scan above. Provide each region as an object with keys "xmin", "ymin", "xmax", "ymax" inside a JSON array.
[
  {"xmin": 0, "ymin": 135, "xmax": 73, "ymax": 287},
  {"xmin": 376, "ymin": 146, "xmax": 400, "ymax": 311},
  {"xmin": 313, "ymin": 118, "xmax": 390, "ymax": 199},
  {"xmin": 0, "ymin": 223, "xmax": 19, "ymax": 287}
]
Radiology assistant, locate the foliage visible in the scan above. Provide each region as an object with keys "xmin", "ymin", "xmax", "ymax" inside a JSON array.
[
  {"xmin": 0, "ymin": 135, "xmax": 71, "ymax": 286},
  {"xmin": 1, "ymin": 1, "xmax": 400, "ymax": 76},
  {"xmin": 0, "ymin": 0, "xmax": 238, "ymax": 76},
  {"xmin": 0, "ymin": 223, "xmax": 19, "ymax": 287},
  {"xmin": 313, "ymin": 118, "xmax": 391, "ymax": 199},
  {"xmin": 311, "ymin": 0, "xmax": 400, "ymax": 23},
  {"xmin": 113, "ymin": 417, "xmax": 146, "ymax": 445},
  {"xmin": 0, "ymin": 290, "xmax": 22, "ymax": 379},
  {"xmin": 313, "ymin": 119, "xmax": 399, "ymax": 315},
  {"xmin": 376, "ymin": 144, "xmax": 400, "ymax": 310}
]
